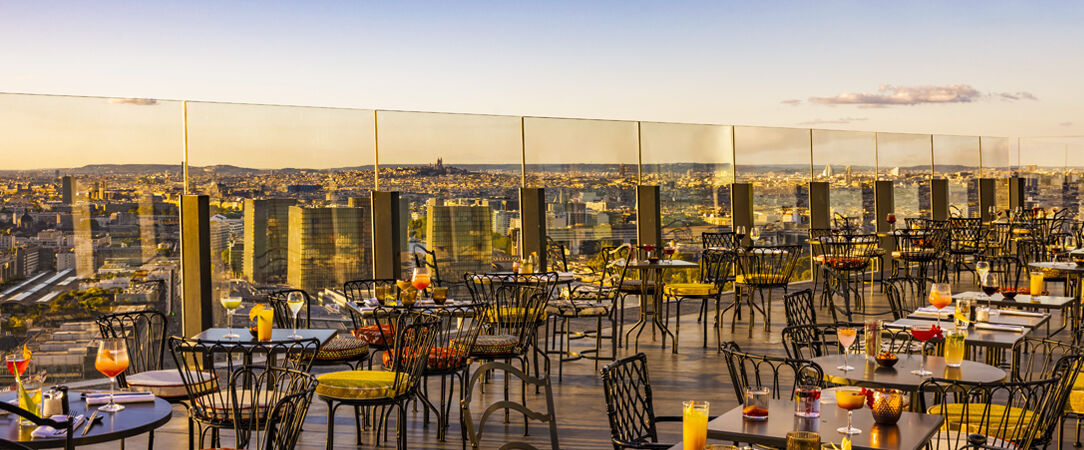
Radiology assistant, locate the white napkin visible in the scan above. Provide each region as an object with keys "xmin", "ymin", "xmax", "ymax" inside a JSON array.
[
  {"xmin": 31, "ymin": 414, "xmax": 82, "ymax": 438},
  {"xmin": 912, "ymin": 310, "xmax": 951, "ymax": 319},
  {"xmin": 974, "ymin": 323, "xmax": 1025, "ymax": 333},
  {"xmin": 85, "ymin": 391, "xmax": 156, "ymax": 405},
  {"xmin": 994, "ymin": 309, "xmax": 1044, "ymax": 317}
]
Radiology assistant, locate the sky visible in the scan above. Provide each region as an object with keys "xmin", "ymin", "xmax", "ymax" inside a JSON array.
[{"xmin": 1, "ymin": 1, "xmax": 1082, "ymax": 168}]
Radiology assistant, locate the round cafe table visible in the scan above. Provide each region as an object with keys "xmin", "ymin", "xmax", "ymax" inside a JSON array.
[
  {"xmin": 813, "ymin": 354, "xmax": 1006, "ymax": 391},
  {"xmin": 0, "ymin": 393, "xmax": 173, "ymax": 448}
]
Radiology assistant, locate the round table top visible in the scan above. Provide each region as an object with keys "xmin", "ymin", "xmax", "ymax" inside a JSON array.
[
  {"xmin": 0, "ymin": 395, "xmax": 173, "ymax": 448},
  {"xmin": 814, "ymin": 354, "xmax": 1006, "ymax": 391},
  {"xmin": 1029, "ymin": 261, "xmax": 1084, "ymax": 274}
]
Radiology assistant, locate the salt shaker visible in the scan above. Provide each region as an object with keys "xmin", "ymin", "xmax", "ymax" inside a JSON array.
[{"xmin": 42, "ymin": 387, "xmax": 66, "ymax": 417}]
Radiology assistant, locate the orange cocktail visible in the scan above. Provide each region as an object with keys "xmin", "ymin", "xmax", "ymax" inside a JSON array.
[
  {"xmin": 836, "ymin": 388, "xmax": 865, "ymax": 435},
  {"xmin": 95, "ymin": 338, "xmax": 131, "ymax": 412},
  {"xmin": 683, "ymin": 400, "xmax": 709, "ymax": 450}
]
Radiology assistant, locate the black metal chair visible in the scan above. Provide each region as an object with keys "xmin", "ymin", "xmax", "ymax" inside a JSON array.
[
  {"xmin": 413, "ymin": 246, "xmax": 465, "ymax": 295},
  {"xmin": 317, "ymin": 310, "xmax": 442, "ymax": 450},
  {"xmin": 95, "ymin": 310, "xmax": 169, "ymax": 392},
  {"xmin": 948, "ymin": 218, "xmax": 989, "ymax": 283},
  {"xmin": 167, "ymin": 337, "xmax": 321, "ymax": 449},
  {"xmin": 701, "ymin": 231, "xmax": 737, "ymax": 250},
  {"xmin": 782, "ymin": 289, "xmax": 818, "ymax": 328},
  {"xmin": 268, "ymin": 289, "xmax": 370, "ymax": 370},
  {"xmin": 600, "ymin": 353, "xmax": 701, "ymax": 449},
  {"xmin": 663, "ymin": 248, "xmax": 732, "ymax": 349},
  {"xmin": 817, "ymin": 235, "xmax": 880, "ymax": 321},
  {"xmin": 720, "ymin": 341, "xmax": 824, "ymax": 404},
  {"xmin": 546, "ymin": 238, "xmax": 569, "ymax": 272},
  {"xmin": 1010, "ymin": 338, "xmax": 1084, "ymax": 447},
  {"xmin": 0, "ymin": 402, "xmax": 74, "ymax": 450},
  {"xmin": 342, "ymin": 278, "xmax": 402, "ymax": 364},
  {"xmin": 548, "ymin": 274, "xmax": 617, "ymax": 381},
  {"xmin": 461, "ymin": 361, "xmax": 559, "ymax": 450},
  {"xmin": 228, "ymin": 366, "xmax": 317, "ymax": 450},
  {"xmin": 723, "ymin": 245, "xmax": 801, "ymax": 337}
]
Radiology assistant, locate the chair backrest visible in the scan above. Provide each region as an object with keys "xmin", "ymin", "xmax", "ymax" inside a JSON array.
[
  {"xmin": 818, "ymin": 235, "xmax": 879, "ymax": 270},
  {"xmin": 96, "ymin": 309, "xmax": 168, "ymax": 387},
  {"xmin": 462, "ymin": 361, "xmax": 558, "ymax": 449},
  {"xmin": 720, "ymin": 341, "xmax": 823, "ymax": 404},
  {"xmin": 422, "ymin": 301, "xmax": 490, "ymax": 373},
  {"xmin": 167, "ymin": 337, "xmax": 321, "ymax": 425},
  {"xmin": 701, "ymin": 231, "xmax": 737, "ymax": 250},
  {"xmin": 342, "ymin": 278, "xmax": 400, "ymax": 330},
  {"xmin": 881, "ymin": 276, "xmax": 929, "ymax": 317},
  {"xmin": 780, "ymin": 323, "xmax": 914, "ymax": 360},
  {"xmin": 229, "ymin": 366, "xmax": 317, "ymax": 450},
  {"xmin": 783, "ymin": 289, "xmax": 817, "ymax": 328},
  {"xmin": 599, "ymin": 353, "xmax": 661, "ymax": 449},
  {"xmin": 699, "ymin": 249, "xmax": 733, "ymax": 287},
  {"xmin": 373, "ymin": 311, "xmax": 443, "ymax": 395},
  {"xmin": 267, "ymin": 289, "xmax": 312, "ymax": 329},
  {"xmin": 734, "ymin": 245, "xmax": 802, "ymax": 286},
  {"xmin": 0, "ymin": 402, "xmax": 73, "ymax": 450},
  {"xmin": 545, "ymin": 238, "xmax": 569, "ymax": 273},
  {"xmin": 464, "ymin": 273, "xmax": 552, "ymax": 353},
  {"xmin": 412, "ymin": 246, "xmax": 446, "ymax": 287}
]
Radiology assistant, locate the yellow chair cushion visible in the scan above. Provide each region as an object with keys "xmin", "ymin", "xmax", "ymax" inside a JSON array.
[
  {"xmin": 484, "ymin": 306, "xmax": 547, "ymax": 322},
  {"xmin": 664, "ymin": 283, "xmax": 719, "ymax": 297},
  {"xmin": 734, "ymin": 272, "xmax": 779, "ymax": 285},
  {"xmin": 1069, "ymin": 390, "xmax": 1084, "ymax": 414},
  {"xmin": 928, "ymin": 403, "xmax": 1037, "ymax": 440},
  {"xmin": 316, "ymin": 370, "xmax": 410, "ymax": 400}
]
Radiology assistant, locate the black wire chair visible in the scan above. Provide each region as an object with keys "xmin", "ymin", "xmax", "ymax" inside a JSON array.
[
  {"xmin": 1010, "ymin": 338, "xmax": 1084, "ymax": 447},
  {"xmin": 461, "ymin": 361, "xmax": 559, "ymax": 450},
  {"xmin": 0, "ymin": 402, "xmax": 74, "ymax": 450},
  {"xmin": 817, "ymin": 235, "xmax": 880, "ymax": 321},
  {"xmin": 600, "ymin": 353, "xmax": 705, "ymax": 450},
  {"xmin": 343, "ymin": 278, "xmax": 401, "ymax": 354},
  {"xmin": 167, "ymin": 337, "xmax": 320, "ymax": 449},
  {"xmin": 228, "ymin": 366, "xmax": 317, "ymax": 450},
  {"xmin": 663, "ymin": 248, "xmax": 732, "ymax": 349},
  {"xmin": 701, "ymin": 231, "xmax": 738, "ymax": 250},
  {"xmin": 891, "ymin": 229, "xmax": 941, "ymax": 292},
  {"xmin": 881, "ymin": 276, "xmax": 932, "ymax": 317},
  {"xmin": 723, "ymin": 245, "xmax": 801, "ymax": 337},
  {"xmin": 546, "ymin": 238, "xmax": 569, "ymax": 272},
  {"xmin": 948, "ymin": 218, "xmax": 989, "ymax": 283},
  {"xmin": 95, "ymin": 310, "xmax": 168, "ymax": 390},
  {"xmin": 720, "ymin": 341, "xmax": 824, "ymax": 405},
  {"xmin": 318, "ymin": 310, "xmax": 442, "ymax": 449},
  {"xmin": 783, "ymin": 289, "xmax": 817, "ymax": 329},
  {"xmin": 268, "ymin": 289, "xmax": 370, "ymax": 370}
]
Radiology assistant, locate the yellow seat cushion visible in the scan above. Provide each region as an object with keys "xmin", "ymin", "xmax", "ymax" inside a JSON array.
[
  {"xmin": 484, "ymin": 306, "xmax": 547, "ymax": 322},
  {"xmin": 316, "ymin": 370, "xmax": 409, "ymax": 400},
  {"xmin": 928, "ymin": 403, "xmax": 1037, "ymax": 440},
  {"xmin": 734, "ymin": 272, "xmax": 780, "ymax": 285},
  {"xmin": 664, "ymin": 283, "xmax": 719, "ymax": 297},
  {"xmin": 1069, "ymin": 390, "xmax": 1084, "ymax": 414}
]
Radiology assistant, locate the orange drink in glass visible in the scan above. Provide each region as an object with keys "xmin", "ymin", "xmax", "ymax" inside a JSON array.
[
  {"xmin": 929, "ymin": 283, "xmax": 952, "ymax": 328},
  {"xmin": 95, "ymin": 338, "xmax": 130, "ymax": 412},
  {"xmin": 683, "ymin": 400, "xmax": 709, "ymax": 450},
  {"xmin": 836, "ymin": 388, "xmax": 865, "ymax": 435}
]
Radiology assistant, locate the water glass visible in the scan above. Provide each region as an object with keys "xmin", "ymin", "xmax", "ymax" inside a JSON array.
[
  {"xmin": 794, "ymin": 386, "xmax": 821, "ymax": 418},
  {"xmin": 742, "ymin": 386, "xmax": 770, "ymax": 421}
]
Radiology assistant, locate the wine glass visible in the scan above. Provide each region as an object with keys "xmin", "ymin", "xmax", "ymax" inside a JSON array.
[
  {"xmin": 909, "ymin": 324, "xmax": 937, "ymax": 376},
  {"xmin": 983, "ymin": 273, "xmax": 1000, "ymax": 311},
  {"xmin": 220, "ymin": 297, "xmax": 242, "ymax": 339},
  {"xmin": 734, "ymin": 226, "xmax": 747, "ymax": 246},
  {"xmin": 835, "ymin": 388, "xmax": 865, "ymax": 435},
  {"xmin": 286, "ymin": 292, "xmax": 305, "ymax": 339},
  {"xmin": 750, "ymin": 227, "xmax": 762, "ymax": 246},
  {"xmin": 95, "ymin": 338, "xmax": 130, "ymax": 412},
  {"xmin": 886, "ymin": 213, "xmax": 897, "ymax": 231},
  {"xmin": 664, "ymin": 240, "xmax": 677, "ymax": 259},
  {"xmin": 837, "ymin": 327, "xmax": 857, "ymax": 372},
  {"xmin": 975, "ymin": 260, "xmax": 990, "ymax": 286},
  {"xmin": 412, "ymin": 266, "xmax": 431, "ymax": 299},
  {"xmin": 928, "ymin": 283, "xmax": 952, "ymax": 329}
]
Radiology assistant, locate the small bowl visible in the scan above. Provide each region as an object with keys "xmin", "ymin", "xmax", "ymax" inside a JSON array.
[
  {"xmin": 1002, "ymin": 291, "xmax": 1018, "ymax": 300},
  {"xmin": 875, "ymin": 354, "xmax": 899, "ymax": 368}
]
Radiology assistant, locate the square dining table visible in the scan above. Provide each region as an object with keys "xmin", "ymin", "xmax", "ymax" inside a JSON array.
[{"xmin": 191, "ymin": 327, "xmax": 337, "ymax": 345}]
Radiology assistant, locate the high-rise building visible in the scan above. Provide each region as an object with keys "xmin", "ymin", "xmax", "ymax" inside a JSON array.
[
  {"xmin": 287, "ymin": 205, "xmax": 372, "ymax": 293},
  {"xmin": 243, "ymin": 198, "xmax": 296, "ymax": 284},
  {"xmin": 426, "ymin": 204, "xmax": 492, "ymax": 281},
  {"xmin": 61, "ymin": 176, "xmax": 74, "ymax": 205},
  {"xmin": 918, "ymin": 182, "xmax": 932, "ymax": 218}
]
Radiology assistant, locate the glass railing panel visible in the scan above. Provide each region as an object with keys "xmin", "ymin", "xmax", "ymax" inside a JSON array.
[
  {"xmin": 934, "ymin": 135, "xmax": 981, "ymax": 217},
  {"xmin": 981, "ymin": 137, "xmax": 1012, "ymax": 211},
  {"xmin": 877, "ymin": 133, "xmax": 932, "ymax": 221},
  {"xmin": 376, "ymin": 110, "xmax": 522, "ymax": 284},
  {"xmin": 1018, "ymin": 138, "xmax": 1069, "ymax": 211},
  {"xmin": 185, "ymin": 101, "xmax": 375, "ymax": 329},
  {"xmin": 0, "ymin": 93, "xmax": 183, "ymax": 382},
  {"xmin": 640, "ymin": 122, "xmax": 733, "ymax": 259},
  {"xmin": 523, "ymin": 117, "xmax": 638, "ymax": 272},
  {"xmin": 812, "ymin": 130, "xmax": 876, "ymax": 232}
]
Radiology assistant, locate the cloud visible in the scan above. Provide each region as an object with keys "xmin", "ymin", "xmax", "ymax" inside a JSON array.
[
  {"xmin": 805, "ymin": 84, "xmax": 1037, "ymax": 107},
  {"xmin": 780, "ymin": 99, "xmax": 803, "ymax": 106},
  {"xmin": 1061, "ymin": 122, "xmax": 1074, "ymax": 127},
  {"xmin": 999, "ymin": 92, "xmax": 1037, "ymax": 101},
  {"xmin": 797, "ymin": 117, "xmax": 869, "ymax": 125},
  {"xmin": 107, "ymin": 97, "xmax": 158, "ymax": 106}
]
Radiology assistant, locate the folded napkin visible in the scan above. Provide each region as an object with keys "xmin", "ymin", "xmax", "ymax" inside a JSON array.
[
  {"xmin": 912, "ymin": 310, "xmax": 951, "ymax": 319},
  {"xmin": 85, "ymin": 391, "xmax": 156, "ymax": 405},
  {"xmin": 31, "ymin": 414, "xmax": 82, "ymax": 438},
  {"xmin": 974, "ymin": 323, "xmax": 1025, "ymax": 333},
  {"xmin": 994, "ymin": 309, "xmax": 1044, "ymax": 317}
]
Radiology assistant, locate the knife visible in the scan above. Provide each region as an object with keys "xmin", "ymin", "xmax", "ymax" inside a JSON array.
[{"xmin": 81, "ymin": 411, "xmax": 101, "ymax": 436}]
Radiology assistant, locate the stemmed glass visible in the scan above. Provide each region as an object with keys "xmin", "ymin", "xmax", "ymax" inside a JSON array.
[
  {"xmin": 412, "ymin": 266, "xmax": 431, "ymax": 299},
  {"xmin": 735, "ymin": 226, "xmax": 747, "ymax": 248},
  {"xmin": 982, "ymin": 273, "xmax": 1000, "ymax": 311},
  {"xmin": 664, "ymin": 240, "xmax": 677, "ymax": 259},
  {"xmin": 221, "ymin": 296, "xmax": 242, "ymax": 339},
  {"xmin": 836, "ymin": 388, "xmax": 865, "ymax": 435},
  {"xmin": 886, "ymin": 213, "xmax": 897, "ymax": 231},
  {"xmin": 750, "ymin": 227, "xmax": 762, "ymax": 246},
  {"xmin": 95, "ymin": 338, "xmax": 130, "ymax": 412},
  {"xmin": 928, "ymin": 283, "xmax": 952, "ymax": 329},
  {"xmin": 837, "ymin": 327, "xmax": 857, "ymax": 371},
  {"xmin": 909, "ymin": 324, "xmax": 937, "ymax": 376},
  {"xmin": 286, "ymin": 292, "xmax": 305, "ymax": 339},
  {"xmin": 975, "ymin": 261, "xmax": 990, "ymax": 286}
]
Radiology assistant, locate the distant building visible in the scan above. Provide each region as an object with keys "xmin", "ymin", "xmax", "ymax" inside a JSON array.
[
  {"xmin": 57, "ymin": 251, "xmax": 76, "ymax": 272},
  {"xmin": 243, "ymin": 198, "xmax": 296, "ymax": 284},
  {"xmin": 61, "ymin": 176, "xmax": 74, "ymax": 205},
  {"xmin": 426, "ymin": 204, "xmax": 492, "ymax": 281},
  {"xmin": 287, "ymin": 205, "xmax": 372, "ymax": 293}
]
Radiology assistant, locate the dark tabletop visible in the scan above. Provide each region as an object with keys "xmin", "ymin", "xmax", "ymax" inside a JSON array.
[
  {"xmin": 1029, "ymin": 261, "xmax": 1084, "ymax": 275},
  {"xmin": 620, "ymin": 260, "xmax": 699, "ymax": 269},
  {"xmin": 953, "ymin": 292, "xmax": 1077, "ymax": 310},
  {"xmin": 905, "ymin": 310, "xmax": 1049, "ymax": 328},
  {"xmin": 192, "ymin": 327, "xmax": 337, "ymax": 344},
  {"xmin": 815, "ymin": 354, "xmax": 1006, "ymax": 390},
  {"xmin": 885, "ymin": 319, "xmax": 1027, "ymax": 349},
  {"xmin": 0, "ymin": 394, "xmax": 173, "ymax": 448},
  {"xmin": 669, "ymin": 399, "xmax": 945, "ymax": 450}
]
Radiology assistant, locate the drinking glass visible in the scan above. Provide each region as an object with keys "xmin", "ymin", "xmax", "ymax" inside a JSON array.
[
  {"xmin": 735, "ymin": 226, "xmax": 747, "ymax": 246},
  {"xmin": 412, "ymin": 266, "xmax": 431, "ymax": 297},
  {"xmin": 929, "ymin": 283, "xmax": 952, "ymax": 328},
  {"xmin": 742, "ymin": 386, "xmax": 769, "ymax": 420},
  {"xmin": 220, "ymin": 296, "xmax": 242, "ymax": 339},
  {"xmin": 1030, "ymin": 271, "xmax": 1045, "ymax": 296},
  {"xmin": 786, "ymin": 431, "xmax": 821, "ymax": 450},
  {"xmin": 909, "ymin": 324, "xmax": 937, "ymax": 376},
  {"xmin": 17, "ymin": 371, "xmax": 43, "ymax": 426},
  {"xmin": 432, "ymin": 287, "xmax": 449, "ymax": 305},
  {"xmin": 750, "ymin": 227, "xmax": 761, "ymax": 245},
  {"xmin": 836, "ymin": 388, "xmax": 865, "ymax": 435},
  {"xmin": 95, "ymin": 338, "xmax": 130, "ymax": 412},
  {"xmin": 886, "ymin": 213, "xmax": 897, "ymax": 231},
  {"xmin": 954, "ymin": 298, "xmax": 973, "ymax": 326},
  {"xmin": 794, "ymin": 386, "xmax": 821, "ymax": 418},
  {"xmin": 286, "ymin": 292, "xmax": 305, "ymax": 339},
  {"xmin": 975, "ymin": 261, "xmax": 990, "ymax": 286},
  {"xmin": 664, "ymin": 240, "xmax": 677, "ymax": 259},
  {"xmin": 683, "ymin": 400, "xmax": 709, "ymax": 450},
  {"xmin": 837, "ymin": 327, "xmax": 857, "ymax": 371},
  {"xmin": 944, "ymin": 329, "xmax": 967, "ymax": 368}
]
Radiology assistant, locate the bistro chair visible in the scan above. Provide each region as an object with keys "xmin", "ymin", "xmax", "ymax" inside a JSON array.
[
  {"xmin": 548, "ymin": 276, "xmax": 616, "ymax": 381},
  {"xmin": 0, "ymin": 402, "xmax": 74, "ymax": 450},
  {"xmin": 891, "ymin": 229, "xmax": 941, "ymax": 292},
  {"xmin": 413, "ymin": 247, "xmax": 464, "ymax": 295},
  {"xmin": 317, "ymin": 310, "xmax": 441, "ymax": 450},
  {"xmin": 817, "ymin": 234, "xmax": 880, "ymax": 321},
  {"xmin": 343, "ymin": 278, "xmax": 401, "ymax": 367},
  {"xmin": 720, "ymin": 341, "xmax": 824, "ymax": 404},
  {"xmin": 947, "ymin": 218, "xmax": 989, "ymax": 283},
  {"xmin": 225, "ymin": 366, "xmax": 317, "ymax": 450},
  {"xmin": 917, "ymin": 355, "xmax": 1080, "ymax": 450},
  {"xmin": 96, "ymin": 310, "xmax": 187, "ymax": 401},
  {"xmin": 268, "ymin": 289, "xmax": 370, "ymax": 370},
  {"xmin": 1011, "ymin": 338, "xmax": 1084, "ymax": 447},
  {"xmin": 461, "ymin": 361, "xmax": 559, "ymax": 450},
  {"xmin": 599, "ymin": 353, "xmax": 711, "ymax": 449},
  {"xmin": 545, "ymin": 238, "xmax": 569, "ymax": 272},
  {"xmin": 663, "ymin": 248, "xmax": 732, "ymax": 348},
  {"xmin": 168, "ymin": 337, "xmax": 320, "ymax": 450},
  {"xmin": 701, "ymin": 231, "xmax": 738, "ymax": 250},
  {"xmin": 723, "ymin": 244, "xmax": 801, "ymax": 337},
  {"xmin": 782, "ymin": 289, "xmax": 818, "ymax": 328}
]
